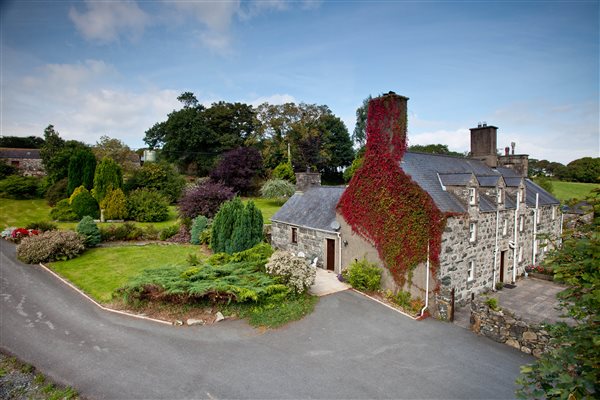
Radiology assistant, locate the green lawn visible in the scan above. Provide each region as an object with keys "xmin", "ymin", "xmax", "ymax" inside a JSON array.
[
  {"xmin": 243, "ymin": 197, "xmax": 283, "ymax": 222},
  {"xmin": 0, "ymin": 199, "xmax": 178, "ymax": 230},
  {"xmin": 548, "ymin": 181, "xmax": 599, "ymax": 202},
  {"xmin": 49, "ymin": 244, "xmax": 202, "ymax": 303}
]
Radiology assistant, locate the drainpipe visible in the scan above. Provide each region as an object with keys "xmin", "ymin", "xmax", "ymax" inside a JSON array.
[
  {"xmin": 512, "ymin": 191, "xmax": 520, "ymax": 283},
  {"xmin": 532, "ymin": 193, "xmax": 539, "ymax": 267},
  {"xmin": 492, "ymin": 209, "xmax": 499, "ymax": 290},
  {"xmin": 336, "ymin": 232, "xmax": 342, "ymax": 274},
  {"xmin": 420, "ymin": 243, "xmax": 430, "ymax": 317}
]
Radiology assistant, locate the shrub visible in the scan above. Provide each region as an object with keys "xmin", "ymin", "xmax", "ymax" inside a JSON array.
[
  {"xmin": 76, "ymin": 216, "xmax": 101, "ymax": 247},
  {"xmin": 67, "ymin": 148, "xmax": 96, "ymax": 195},
  {"xmin": 210, "ymin": 147, "xmax": 263, "ymax": 195},
  {"xmin": 45, "ymin": 177, "xmax": 68, "ymax": 206},
  {"xmin": 0, "ymin": 159, "xmax": 18, "ymax": 179},
  {"xmin": 6, "ymin": 227, "xmax": 40, "ymax": 243},
  {"xmin": 211, "ymin": 198, "xmax": 264, "ymax": 254},
  {"xmin": 177, "ymin": 181, "xmax": 235, "ymax": 220},
  {"xmin": 265, "ymin": 251, "xmax": 316, "ymax": 294},
  {"xmin": 25, "ymin": 221, "xmax": 58, "ymax": 232},
  {"xmin": 260, "ymin": 179, "xmax": 295, "ymax": 203},
  {"xmin": 124, "ymin": 162, "xmax": 185, "ymax": 203},
  {"xmin": 272, "ymin": 162, "xmax": 295, "ymax": 183},
  {"xmin": 49, "ymin": 199, "xmax": 78, "ymax": 221},
  {"xmin": 190, "ymin": 215, "xmax": 209, "ymax": 245},
  {"xmin": 70, "ymin": 186, "xmax": 100, "ymax": 219},
  {"xmin": 99, "ymin": 222, "xmax": 159, "ymax": 242},
  {"xmin": 0, "ymin": 175, "xmax": 39, "ymax": 199},
  {"xmin": 93, "ymin": 156, "xmax": 123, "ymax": 203},
  {"xmin": 100, "ymin": 188, "xmax": 128, "ymax": 220},
  {"xmin": 17, "ymin": 230, "xmax": 85, "ymax": 264},
  {"xmin": 208, "ymin": 243, "xmax": 274, "ymax": 266},
  {"xmin": 167, "ymin": 225, "xmax": 191, "ymax": 243},
  {"xmin": 343, "ymin": 155, "xmax": 364, "ymax": 183},
  {"xmin": 68, "ymin": 185, "xmax": 87, "ymax": 204},
  {"xmin": 495, "ymin": 281, "xmax": 504, "ymax": 290},
  {"xmin": 485, "ymin": 297, "xmax": 500, "ymax": 311},
  {"xmin": 159, "ymin": 224, "xmax": 179, "ymax": 241},
  {"xmin": 341, "ymin": 258, "xmax": 381, "ymax": 292},
  {"xmin": 126, "ymin": 189, "xmax": 169, "ymax": 222}
]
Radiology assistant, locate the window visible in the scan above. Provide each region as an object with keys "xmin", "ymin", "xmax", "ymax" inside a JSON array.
[
  {"xmin": 502, "ymin": 219, "xmax": 508, "ymax": 236},
  {"xmin": 497, "ymin": 188, "xmax": 503, "ymax": 204},
  {"xmin": 536, "ymin": 208, "xmax": 541, "ymax": 224},
  {"xmin": 467, "ymin": 261, "xmax": 475, "ymax": 282},
  {"xmin": 518, "ymin": 246, "xmax": 523, "ymax": 262},
  {"xmin": 11, "ymin": 160, "xmax": 19, "ymax": 167},
  {"xmin": 519, "ymin": 187, "xmax": 525, "ymax": 203},
  {"xmin": 551, "ymin": 206, "xmax": 556, "ymax": 221},
  {"xmin": 469, "ymin": 188, "xmax": 477, "ymax": 205},
  {"xmin": 291, "ymin": 227, "xmax": 298, "ymax": 244},
  {"xmin": 519, "ymin": 215, "xmax": 524, "ymax": 232},
  {"xmin": 469, "ymin": 222, "xmax": 477, "ymax": 242}
]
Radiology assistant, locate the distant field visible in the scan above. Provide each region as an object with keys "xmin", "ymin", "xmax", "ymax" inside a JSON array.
[{"xmin": 549, "ymin": 181, "xmax": 599, "ymax": 202}]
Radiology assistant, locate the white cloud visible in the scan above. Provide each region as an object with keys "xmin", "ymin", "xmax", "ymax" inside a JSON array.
[
  {"xmin": 248, "ymin": 93, "xmax": 297, "ymax": 107},
  {"xmin": 170, "ymin": 1, "xmax": 240, "ymax": 31},
  {"xmin": 69, "ymin": 0, "xmax": 149, "ymax": 43},
  {"xmin": 408, "ymin": 128, "xmax": 471, "ymax": 154}
]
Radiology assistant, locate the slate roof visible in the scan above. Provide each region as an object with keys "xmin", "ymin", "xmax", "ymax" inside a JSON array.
[
  {"xmin": 476, "ymin": 175, "xmax": 500, "ymax": 187},
  {"xmin": 0, "ymin": 148, "xmax": 41, "ymax": 159},
  {"xmin": 439, "ymin": 173, "xmax": 472, "ymax": 186},
  {"xmin": 524, "ymin": 179, "xmax": 561, "ymax": 207},
  {"xmin": 271, "ymin": 186, "xmax": 345, "ymax": 232}
]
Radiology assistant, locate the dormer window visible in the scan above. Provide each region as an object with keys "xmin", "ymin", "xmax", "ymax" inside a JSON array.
[
  {"xmin": 502, "ymin": 219, "xmax": 508, "ymax": 236},
  {"xmin": 519, "ymin": 187, "xmax": 525, "ymax": 203},
  {"xmin": 519, "ymin": 215, "xmax": 524, "ymax": 232},
  {"xmin": 497, "ymin": 188, "xmax": 503, "ymax": 204},
  {"xmin": 469, "ymin": 188, "xmax": 477, "ymax": 205}
]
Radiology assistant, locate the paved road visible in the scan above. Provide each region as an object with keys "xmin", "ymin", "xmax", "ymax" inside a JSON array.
[{"xmin": 0, "ymin": 240, "xmax": 531, "ymax": 399}]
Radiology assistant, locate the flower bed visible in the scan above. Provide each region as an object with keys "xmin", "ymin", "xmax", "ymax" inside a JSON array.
[{"xmin": 1, "ymin": 227, "xmax": 40, "ymax": 243}]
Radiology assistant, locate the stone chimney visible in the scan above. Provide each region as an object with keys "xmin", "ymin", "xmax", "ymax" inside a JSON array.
[
  {"xmin": 470, "ymin": 123, "xmax": 498, "ymax": 167},
  {"xmin": 498, "ymin": 142, "xmax": 529, "ymax": 177},
  {"xmin": 295, "ymin": 171, "xmax": 321, "ymax": 192}
]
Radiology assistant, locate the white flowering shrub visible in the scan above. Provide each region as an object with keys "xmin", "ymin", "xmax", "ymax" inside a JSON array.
[
  {"xmin": 265, "ymin": 251, "xmax": 316, "ymax": 294},
  {"xmin": 17, "ymin": 230, "xmax": 86, "ymax": 264}
]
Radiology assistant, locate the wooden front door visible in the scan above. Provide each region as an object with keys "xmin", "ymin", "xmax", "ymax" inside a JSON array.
[
  {"xmin": 326, "ymin": 239, "xmax": 335, "ymax": 271},
  {"xmin": 499, "ymin": 251, "xmax": 506, "ymax": 283}
]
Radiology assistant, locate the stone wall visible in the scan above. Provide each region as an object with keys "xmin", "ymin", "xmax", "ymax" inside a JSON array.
[
  {"xmin": 470, "ymin": 299, "xmax": 554, "ymax": 357},
  {"xmin": 271, "ymin": 221, "xmax": 339, "ymax": 271},
  {"xmin": 4, "ymin": 158, "xmax": 44, "ymax": 177}
]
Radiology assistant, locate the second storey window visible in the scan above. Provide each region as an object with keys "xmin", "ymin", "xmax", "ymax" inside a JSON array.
[
  {"xmin": 291, "ymin": 227, "xmax": 298, "ymax": 244},
  {"xmin": 469, "ymin": 222, "xmax": 477, "ymax": 242},
  {"xmin": 497, "ymin": 188, "xmax": 503, "ymax": 204},
  {"xmin": 467, "ymin": 260, "xmax": 475, "ymax": 282},
  {"xmin": 469, "ymin": 188, "xmax": 476, "ymax": 205},
  {"xmin": 536, "ymin": 208, "xmax": 541, "ymax": 224},
  {"xmin": 502, "ymin": 219, "xmax": 508, "ymax": 236},
  {"xmin": 551, "ymin": 206, "xmax": 556, "ymax": 221}
]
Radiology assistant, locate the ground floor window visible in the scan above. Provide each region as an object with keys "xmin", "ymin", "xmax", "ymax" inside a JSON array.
[{"xmin": 291, "ymin": 227, "xmax": 298, "ymax": 243}]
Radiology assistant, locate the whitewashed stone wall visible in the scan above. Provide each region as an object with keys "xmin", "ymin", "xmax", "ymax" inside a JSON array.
[{"xmin": 271, "ymin": 221, "xmax": 338, "ymax": 270}]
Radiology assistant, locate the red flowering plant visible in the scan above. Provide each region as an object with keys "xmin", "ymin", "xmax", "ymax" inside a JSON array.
[
  {"xmin": 7, "ymin": 227, "xmax": 40, "ymax": 243},
  {"xmin": 525, "ymin": 264, "xmax": 553, "ymax": 275},
  {"xmin": 337, "ymin": 94, "xmax": 446, "ymax": 286}
]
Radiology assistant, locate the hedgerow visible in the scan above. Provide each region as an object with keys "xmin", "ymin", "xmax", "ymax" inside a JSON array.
[{"xmin": 17, "ymin": 230, "xmax": 85, "ymax": 264}]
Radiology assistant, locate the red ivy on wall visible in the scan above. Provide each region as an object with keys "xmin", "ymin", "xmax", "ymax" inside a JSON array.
[{"xmin": 337, "ymin": 94, "xmax": 445, "ymax": 286}]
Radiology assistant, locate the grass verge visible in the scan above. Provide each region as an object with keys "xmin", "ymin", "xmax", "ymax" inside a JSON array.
[
  {"xmin": 0, "ymin": 352, "xmax": 79, "ymax": 400},
  {"xmin": 243, "ymin": 197, "xmax": 283, "ymax": 222},
  {"xmin": 49, "ymin": 244, "xmax": 205, "ymax": 303}
]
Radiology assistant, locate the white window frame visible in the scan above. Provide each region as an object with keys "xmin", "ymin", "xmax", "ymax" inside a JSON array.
[
  {"xmin": 467, "ymin": 260, "xmax": 475, "ymax": 282},
  {"xmin": 497, "ymin": 188, "xmax": 503, "ymax": 204},
  {"xmin": 519, "ymin": 215, "xmax": 524, "ymax": 232},
  {"xmin": 502, "ymin": 219, "xmax": 508, "ymax": 236},
  {"xmin": 291, "ymin": 227, "xmax": 298, "ymax": 244},
  {"xmin": 536, "ymin": 208, "xmax": 541, "ymax": 224},
  {"xmin": 535, "ymin": 239, "xmax": 539, "ymax": 255},
  {"xmin": 519, "ymin": 187, "xmax": 525, "ymax": 203},
  {"xmin": 469, "ymin": 222, "xmax": 477, "ymax": 243},
  {"xmin": 469, "ymin": 188, "xmax": 477, "ymax": 205},
  {"xmin": 551, "ymin": 206, "xmax": 556, "ymax": 221}
]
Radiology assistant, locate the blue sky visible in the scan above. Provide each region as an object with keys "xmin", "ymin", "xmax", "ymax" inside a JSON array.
[{"xmin": 1, "ymin": 0, "xmax": 598, "ymax": 164}]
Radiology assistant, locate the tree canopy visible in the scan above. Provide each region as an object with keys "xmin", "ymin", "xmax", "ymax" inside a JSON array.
[
  {"xmin": 93, "ymin": 135, "xmax": 139, "ymax": 173},
  {"xmin": 0, "ymin": 136, "xmax": 45, "ymax": 149},
  {"xmin": 40, "ymin": 125, "xmax": 89, "ymax": 183},
  {"xmin": 408, "ymin": 143, "xmax": 465, "ymax": 157}
]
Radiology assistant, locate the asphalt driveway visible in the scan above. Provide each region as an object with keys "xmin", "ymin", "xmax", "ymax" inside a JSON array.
[{"xmin": 0, "ymin": 240, "xmax": 531, "ymax": 399}]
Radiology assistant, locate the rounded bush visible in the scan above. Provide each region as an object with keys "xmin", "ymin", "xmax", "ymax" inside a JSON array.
[
  {"xmin": 70, "ymin": 186, "xmax": 100, "ymax": 219},
  {"xmin": 272, "ymin": 162, "xmax": 295, "ymax": 183},
  {"xmin": 178, "ymin": 181, "xmax": 235, "ymax": 220},
  {"xmin": 341, "ymin": 258, "xmax": 381, "ymax": 292},
  {"xmin": 265, "ymin": 251, "xmax": 316, "ymax": 294},
  {"xmin": 50, "ymin": 199, "xmax": 78, "ymax": 221},
  {"xmin": 124, "ymin": 162, "xmax": 185, "ymax": 203},
  {"xmin": 0, "ymin": 175, "xmax": 39, "ymax": 199},
  {"xmin": 260, "ymin": 179, "xmax": 295, "ymax": 202},
  {"xmin": 127, "ymin": 189, "xmax": 169, "ymax": 222},
  {"xmin": 190, "ymin": 215, "xmax": 209, "ymax": 245},
  {"xmin": 76, "ymin": 216, "xmax": 101, "ymax": 247},
  {"xmin": 25, "ymin": 220, "xmax": 58, "ymax": 232},
  {"xmin": 17, "ymin": 230, "xmax": 85, "ymax": 264},
  {"xmin": 45, "ymin": 177, "xmax": 68, "ymax": 206},
  {"xmin": 100, "ymin": 188, "xmax": 128, "ymax": 220}
]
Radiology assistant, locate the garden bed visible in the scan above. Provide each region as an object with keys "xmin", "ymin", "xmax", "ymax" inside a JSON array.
[{"xmin": 527, "ymin": 272, "xmax": 554, "ymax": 281}]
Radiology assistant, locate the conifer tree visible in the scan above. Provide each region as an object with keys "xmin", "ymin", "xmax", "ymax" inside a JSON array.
[{"xmin": 93, "ymin": 157, "xmax": 123, "ymax": 203}]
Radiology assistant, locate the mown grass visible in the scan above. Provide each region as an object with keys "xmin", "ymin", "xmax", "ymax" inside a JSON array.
[
  {"xmin": 49, "ymin": 244, "xmax": 202, "ymax": 303},
  {"xmin": 549, "ymin": 181, "xmax": 599, "ymax": 202},
  {"xmin": 243, "ymin": 197, "xmax": 283, "ymax": 222},
  {"xmin": 1, "ymin": 197, "xmax": 280, "ymax": 230}
]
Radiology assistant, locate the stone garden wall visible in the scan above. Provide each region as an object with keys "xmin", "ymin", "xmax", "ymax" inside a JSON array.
[{"xmin": 470, "ymin": 299, "xmax": 554, "ymax": 357}]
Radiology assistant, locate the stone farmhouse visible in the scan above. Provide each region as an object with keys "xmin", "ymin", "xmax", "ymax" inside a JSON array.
[
  {"xmin": 271, "ymin": 93, "xmax": 562, "ymax": 319},
  {"xmin": 0, "ymin": 148, "xmax": 44, "ymax": 176}
]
